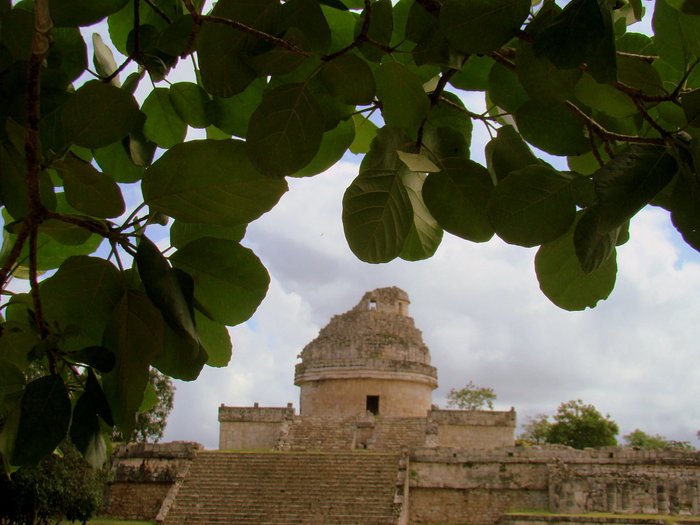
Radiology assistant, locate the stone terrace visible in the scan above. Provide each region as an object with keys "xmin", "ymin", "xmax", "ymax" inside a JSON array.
[{"xmin": 161, "ymin": 450, "xmax": 403, "ymax": 525}]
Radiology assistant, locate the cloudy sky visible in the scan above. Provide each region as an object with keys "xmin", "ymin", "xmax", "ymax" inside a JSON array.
[{"xmin": 161, "ymin": 147, "xmax": 700, "ymax": 449}]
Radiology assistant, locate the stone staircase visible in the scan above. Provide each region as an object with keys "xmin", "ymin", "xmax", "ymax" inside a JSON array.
[
  {"xmin": 367, "ymin": 418, "xmax": 427, "ymax": 450},
  {"xmin": 161, "ymin": 450, "xmax": 402, "ymax": 525},
  {"xmin": 278, "ymin": 416, "xmax": 356, "ymax": 451}
]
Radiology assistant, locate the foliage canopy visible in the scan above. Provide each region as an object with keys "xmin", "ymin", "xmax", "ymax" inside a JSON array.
[
  {"xmin": 446, "ymin": 381, "xmax": 496, "ymax": 410},
  {"xmin": 1, "ymin": 0, "xmax": 699, "ymax": 469},
  {"xmin": 546, "ymin": 399, "xmax": 619, "ymax": 449}
]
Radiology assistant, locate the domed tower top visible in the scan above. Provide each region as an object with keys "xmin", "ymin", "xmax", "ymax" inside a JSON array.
[{"xmin": 294, "ymin": 287, "xmax": 437, "ymax": 418}]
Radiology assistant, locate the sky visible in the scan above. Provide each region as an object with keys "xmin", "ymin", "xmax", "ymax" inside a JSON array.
[{"xmin": 161, "ymin": 153, "xmax": 700, "ymax": 449}]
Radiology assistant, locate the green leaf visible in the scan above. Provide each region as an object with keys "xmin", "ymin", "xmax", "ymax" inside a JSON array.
[
  {"xmin": 485, "ymin": 125, "xmax": 540, "ymax": 183},
  {"xmin": 0, "ymin": 358, "xmax": 25, "ymax": 396},
  {"xmin": 170, "ymin": 221, "xmax": 247, "ymax": 249},
  {"xmin": 170, "ymin": 238, "xmax": 270, "ymax": 326},
  {"xmin": 295, "ymin": 118, "xmax": 356, "ymax": 177},
  {"xmin": 450, "ymin": 56, "xmax": 494, "ymax": 91},
  {"xmin": 487, "ymin": 62, "xmax": 529, "ymax": 113},
  {"xmin": 592, "ymin": 145, "xmax": 678, "ymax": 232},
  {"xmin": 535, "ymin": 217, "xmax": 617, "ymax": 311},
  {"xmin": 69, "ymin": 346, "xmax": 116, "ymax": 374},
  {"xmin": 280, "ymin": 0, "xmax": 332, "ymax": 54},
  {"xmin": 0, "ymin": 323, "xmax": 36, "ymax": 371},
  {"xmin": 50, "ymin": 0, "xmax": 129, "ymax": 26},
  {"xmin": 139, "ymin": 381, "xmax": 158, "ymax": 412},
  {"xmin": 357, "ymin": 0, "xmax": 393, "ymax": 62},
  {"xmin": 574, "ymin": 73, "xmax": 637, "ymax": 118},
  {"xmin": 515, "ymin": 101, "xmax": 590, "ymax": 156},
  {"xmin": 342, "ymin": 127, "xmax": 414, "ymax": 263},
  {"xmin": 2, "ymin": 8, "xmax": 33, "ymax": 61},
  {"xmin": 488, "ymin": 165, "xmax": 576, "ymax": 247},
  {"xmin": 350, "ymin": 114, "xmax": 379, "ymax": 154},
  {"xmin": 195, "ymin": 311, "xmax": 232, "ymax": 368},
  {"xmin": 142, "ymin": 88, "xmax": 187, "ymax": 149},
  {"xmin": 439, "ymin": 0, "xmax": 530, "ymax": 54},
  {"xmin": 102, "ymin": 291, "xmax": 163, "ymax": 438},
  {"xmin": 136, "ymin": 236, "xmax": 198, "ymax": 342},
  {"xmin": 375, "ymin": 61, "xmax": 430, "ymax": 136},
  {"xmin": 70, "ymin": 371, "xmax": 112, "ymax": 467},
  {"xmin": 653, "ymin": 0, "xmax": 700, "ymax": 72},
  {"xmin": 143, "ymin": 139, "xmax": 288, "ymax": 225},
  {"xmin": 320, "ymin": 54, "xmax": 376, "ymax": 105},
  {"xmin": 246, "ymin": 83, "xmax": 325, "ymax": 176},
  {"xmin": 41, "ymin": 256, "xmax": 125, "ymax": 352},
  {"xmin": 516, "ymin": 40, "xmax": 581, "ymax": 103},
  {"xmin": 54, "ymin": 153, "xmax": 125, "ymax": 218},
  {"xmin": 62, "ymin": 81, "xmax": 140, "ymax": 149},
  {"xmin": 400, "ymin": 171, "xmax": 443, "ymax": 261},
  {"xmin": 207, "ymin": 79, "xmax": 265, "ymax": 138},
  {"xmin": 48, "ymin": 28, "xmax": 88, "ymax": 84},
  {"xmin": 93, "ymin": 140, "xmax": 145, "ymax": 184},
  {"xmin": 533, "ymin": 0, "xmax": 617, "ymax": 83},
  {"xmin": 170, "ymin": 82, "xmax": 211, "ymax": 129},
  {"xmin": 11, "ymin": 375, "xmax": 71, "ymax": 466}
]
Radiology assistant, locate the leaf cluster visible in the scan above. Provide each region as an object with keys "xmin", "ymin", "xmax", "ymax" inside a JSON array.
[
  {"xmin": 446, "ymin": 381, "xmax": 496, "ymax": 410},
  {"xmin": 1, "ymin": 0, "xmax": 700, "ymax": 469}
]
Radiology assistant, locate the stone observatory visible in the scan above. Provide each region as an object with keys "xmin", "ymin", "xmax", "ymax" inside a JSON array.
[{"xmin": 294, "ymin": 286, "xmax": 438, "ymax": 418}]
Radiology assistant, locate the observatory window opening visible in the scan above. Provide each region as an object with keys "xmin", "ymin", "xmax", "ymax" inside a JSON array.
[
  {"xmin": 366, "ymin": 395, "xmax": 380, "ymax": 415},
  {"xmin": 369, "ymin": 299, "xmax": 377, "ymax": 310}
]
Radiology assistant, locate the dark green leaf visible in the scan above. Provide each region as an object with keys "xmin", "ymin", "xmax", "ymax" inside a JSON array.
[
  {"xmin": 439, "ymin": 0, "xmax": 530, "ymax": 54},
  {"xmin": 295, "ymin": 118, "xmax": 356, "ymax": 177},
  {"xmin": 320, "ymin": 54, "xmax": 376, "ymax": 105},
  {"xmin": 152, "ymin": 323, "xmax": 208, "ymax": 381},
  {"xmin": 279, "ymin": 0, "xmax": 331, "ymax": 54},
  {"xmin": 533, "ymin": 0, "xmax": 617, "ymax": 83},
  {"xmin": 357, "ymin": 0, "xmax": 393, "ymax": 61},
  {"xmin": 170, "ymin": 82, "xmax": 211, "ymax": 129},
  {"xmin": 54, "ymin": 153, "xmax": 125, "ymax": 218},
  {"xmin": 449, "ymin": 55, "xmax": 494, "ymax": 91},
  {"xmin": 592, "ymin": 145, "xmax": 678, "ymax": 232},
  {"xmin": 535, "ymin": 217, "xmax": 617, "ymax": 311},
  {"xmin": 136, "ymin": 236, "xmax": 198, "ymax": 342},
  {"xmin": 653, "ymin": 0, "xmax": 700, "ymax": 72},
  {"xmin": 69, "ymin": 346, "xmax": 116, "ymax": 373},
  {"xmin": 142, "ymin": 88, "xmax": 187, "ymax": 149},
  {"xmin": 400, "ymin": 171, "xmax": 443, "ymax": 261},
  {"xmin": 50, "ymin": 0, "xmax": 129, "ymax": 26},
  {"xmin": 342, "ymin": 127, "xmax": 414, "ymax": 262},
  {"xmin": 423, "ymin": 155, "xmax": 495, "ymax": 242},
  {"xmin": 517, "ymin": 39, "xmax": 580, "ymax": 103},
  {"xmin": 487, "ymin": 62, "xmax": 529, "ymax": 113},
  {"xmin": 62, "ymin": 81, "xmax": 140, "ymax": 149},
  {"xmin": 485, "ymin": 125, "xmax": 540, "ymax": 183},
  {"xmin": 2, "ymin": 8, "xmax": 33, "ymax": 61},
  {"xmin": 671, "ymin": 168, "xmax": 700, "ymax": 251},
  {"xmin": 47, "ymin": 28, "xmax": 88, "ymax": 84},
  {"xmin": 41, "ymin": 256, "xmax": 125, "ymax": 352},
  {"xmin": 573, "ymin": 210, "xmax": 620, "ymax": 273},
  {"xmin": 102, "ymin": 291, "xmax": 163, "ymax": 437},
  {"xmin": 515, "ymin": 101, "xmax": 590, "ymax": 156},
  {"xmin": 170, "ymin": 238, "xmax": 270, "ymax": 326},
  {"xmin": 144, "ymin": 139, "xmax": 288, "ymax": 225},
  {"xmin": 11, "ymin": 375, "xmax": 71, "ymax": 466},
  {"xmin": 246, "ymin": 83, "xmax": 324, "ymax": 176},
  {"xmin": 488, "ymin": 165, "xmax": 576, "ymax": 247},
  {"xmin": 574, "ymin": 73, "xmax": 637, "ymax": 118}
]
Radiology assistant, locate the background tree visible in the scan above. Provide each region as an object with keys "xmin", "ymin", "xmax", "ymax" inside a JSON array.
[
  {"xmin": 0, "ymin": 441, "xmax": 107, "ymax": 525},
  {"xmin": 624, "ymin": 429, "xmax": 693, "ymax": 450},
  {"xmin": 2, "ymin": 0, "xmax": 700, "ymax": 469},
  {"xmin": 547, "ymin": 400, "xmax": 619, "ymax": 449},
  {"xmin": 111, "ymin": 369, "xmax": 175, "ymax": 443},
  {"xmin": 446, "ymin": 381, "xmax": 496, "ymax": 410},
  {"xmin": 518, "ymin": 413, "xmax": 552, "ymax": 445}
]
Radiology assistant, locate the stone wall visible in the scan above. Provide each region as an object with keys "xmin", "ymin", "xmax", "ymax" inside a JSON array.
[
  {"xmin": 407, "ymin": 447, "xmax": 700, "ymax": 525},
  {"xmin": 429, "ymin": 409, "xmax": 516, "ymax": 449},
  {"xmin": 102, "ymin": 441, "xmax": 201, "ymax": 520},
  {"xmin": 218, "ymin": 404, "xmax": 294, "ymax": 450}
]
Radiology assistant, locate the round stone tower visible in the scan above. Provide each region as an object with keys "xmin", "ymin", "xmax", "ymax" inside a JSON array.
[{"xmin": 294, "ymin": 287, "xmax": 438, "ymax": 418}]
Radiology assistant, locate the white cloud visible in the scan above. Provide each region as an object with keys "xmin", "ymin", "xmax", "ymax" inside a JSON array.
[{"xmin": 164, "ymin": 159, "xmax": 700, "ymax": 450}]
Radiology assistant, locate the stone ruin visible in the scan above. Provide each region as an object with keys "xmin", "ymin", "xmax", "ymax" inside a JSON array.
[{"xmin": 105, "ymin": 287, "xmax": 700, "ymax": 525}]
